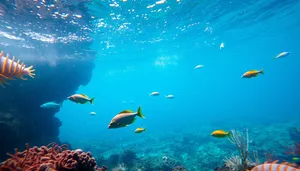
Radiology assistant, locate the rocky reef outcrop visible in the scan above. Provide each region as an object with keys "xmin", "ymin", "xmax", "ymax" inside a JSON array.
[
  {"xmin": 0, "ymin": 58, "xmax": 95, "ymax": 161},
  {"xmin": 0, "ymin": 0, "xmax": 97, "ymax": 161}
]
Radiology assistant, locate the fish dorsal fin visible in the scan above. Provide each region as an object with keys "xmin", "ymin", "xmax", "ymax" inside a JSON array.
[
  {"xmin": 264, "ymin": 160, "xmax": 276, "ymax": 164},
  {"xmin": 280, "ymin": 161, "xmax": 288, "ymax": 165},
  {"xmin": 281, "ymin": 162, "xmax": 297, "ymax": 167},
  {"xmin": 80, "ymin": 94, "xmax": 88, "ymax": 97},
  {"xmin": 119, "ymin": 110, "xmax": 133, "ymax": 114}
]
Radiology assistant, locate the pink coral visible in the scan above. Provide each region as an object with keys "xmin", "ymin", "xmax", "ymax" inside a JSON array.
[{"xmin": 0, "ymin": 143, "xmax": 107, "ymax": 171}]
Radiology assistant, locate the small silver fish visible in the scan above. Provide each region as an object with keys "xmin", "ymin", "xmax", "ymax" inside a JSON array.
[
  {"xmin": 165, "ymin": 94, "xmax": 175, "ymax": 99},
  {"xmin": 194, "ymin": 64, "xmax": 204, "ymax": 69},
  {"xmin": 40, "ymin": 101, "xmax": 63, "ymax": 109},
  {"xmin": 275, "ymin": 52, "xmax": 290, "ymax": 59},
  {"xmin": 149, "ymin": 92, "xmax": 160, "ymax": 97}
]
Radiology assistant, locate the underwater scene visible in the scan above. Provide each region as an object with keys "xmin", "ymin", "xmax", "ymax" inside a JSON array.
[{"xmin": 0, "ymin": 0, "xmax": 300, "ymax": 171}]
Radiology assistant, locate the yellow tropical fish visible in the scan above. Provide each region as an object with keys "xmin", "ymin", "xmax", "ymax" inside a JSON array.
[
  {"xmin": 211, "ymin": 130, "xmax": 231, "ymax": 138},
  {"xmin": 241, "ymin": 69, "xmax": 264, "ymax": 78},
  {"xmin": 135, "ymin": 127, "xmax": 146, "ymax": 133},
  {"xmin": 108, "ymin": 106, "xmax": 145, "ymax": 129}
]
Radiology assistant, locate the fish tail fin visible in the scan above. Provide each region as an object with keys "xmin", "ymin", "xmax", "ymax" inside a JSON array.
[
  {"xmin": 260, "ymin": 68, "xmax": 264, "ymax": 75},
  {"xmin": 227, "ymin": 130, "xmax": 233, "ymax": 138},
  {"xmin": 137, "ymin": 106, "xmax": 145, "ymax": 118},
  {"xmin": 148, "ymin": 93, "xmax": 151, "ymax": 97},
  {"xmin": 89, "ymin": 98, "xmax": 95, "ymax": 104}
]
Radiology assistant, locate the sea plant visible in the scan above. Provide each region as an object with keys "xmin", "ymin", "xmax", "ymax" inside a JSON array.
[{"xmin": 223, "ymin": 129, "xmax": 260, "ymax": 171}]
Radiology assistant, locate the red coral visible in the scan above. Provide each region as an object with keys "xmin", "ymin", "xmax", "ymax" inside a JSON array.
[{"xmin": 0, "ymin": 143, "xmax": 108, "ymax": 171}]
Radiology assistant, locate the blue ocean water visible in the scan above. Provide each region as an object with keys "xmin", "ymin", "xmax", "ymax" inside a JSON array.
[
  {"xmin": 1, "ymin": 0, "xmax": 300, "ymax": 170},
  {"xmin": 59, "ymin": 0, "xmax": 300, "ymax": 142}
]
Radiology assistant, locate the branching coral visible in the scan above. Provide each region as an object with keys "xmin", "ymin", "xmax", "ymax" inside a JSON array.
[
  {"xmin": 226, "ymin": 129, "xmax": 256, "ymax": 171},
  {"xmin": 223, "ymin": 154, "xmax": 242, "ymax": 170},
  {"xmin": 0, "ymin": 143, "xmax": 108, "ymax": 171},
  {"xmin": 229, "ymin": 129, "xmax": 249, "ymax": 170},
  {"xmin": 228, "ymin": 129, "xmax": 249, "ymax": 170}
]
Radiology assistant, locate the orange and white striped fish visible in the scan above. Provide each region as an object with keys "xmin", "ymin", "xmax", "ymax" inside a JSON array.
[
  {"xmin": 0, "ymin": 50, "xmax": 35, "ymax": 87},
  {"xmin": 248, "ymin": 161, "xmax": 300, "ymax": 171}
]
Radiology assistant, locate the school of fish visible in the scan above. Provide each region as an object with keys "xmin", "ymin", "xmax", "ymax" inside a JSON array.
[{"xmin": 0, "ymin": 48, "xmax": 295, "ymax": 169}]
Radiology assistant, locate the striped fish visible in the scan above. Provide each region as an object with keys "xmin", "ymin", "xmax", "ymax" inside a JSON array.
[
  {"xmin": 0, "ymin": 50, "xmax": 35, "ymax": 87},
  {"xmin": 249, "ymin": 161, "xmax": 300, "ymax": 171}
]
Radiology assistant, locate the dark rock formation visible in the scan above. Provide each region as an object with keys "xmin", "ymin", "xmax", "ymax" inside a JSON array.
[
  {"xmin": 0, "ymin": 0, "xmax": 98, "ymax": 161},
  {"xmin": 0, "ymin": 59, "xmax": 94, "ymax": 161}
]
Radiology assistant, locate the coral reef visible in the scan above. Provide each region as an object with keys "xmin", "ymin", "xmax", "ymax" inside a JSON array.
[
  {"xmin": 0, "ymin": 143, "xmax": 107, "ymax": 171},
  {"xmin": 109, "ymin": 154, "xmax": 120, "ymax": 166},
  {"xmin": 172, "ymin": 165, "xmax": 187, "ymax": 171},
  {"xmin": 128, "ymin": 155, "xmax": 182, "ymax": 171},
  {"xmin": 121, "ymin": 150, "xmax": 137, "ymax": 166},
  {"xmin": 89, "ymin": 123, "xmax": 300, "ymax": 171},
  {"xmin": 285, "ymin": 143, "xmax": 300, "ymax": 156},
  {"xmin": 112, "ymin": 163, "xmax": 127, "ymax": 171},
  {"xmin": 288, "ymin": 127, "xmax": 300, "ymax": 142}
]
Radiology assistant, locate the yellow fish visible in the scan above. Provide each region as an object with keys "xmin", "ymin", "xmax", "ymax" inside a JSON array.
[
  {"xmin": 135, "ymin": 127, "xmax": 146, "ymax": 133},
  {"xmin": 241, "ymin": 69, "xmax": 264, "ymax": 78},
  {"xmin": 108, "ymin": 106, "xmax": 145, "ymax": 129},
  {"xmin": 67, "ymin": 94, "xmax": 95, "ymax": 104},
  {"xmin": 211, "ymin": 130, "xmax": 231, "ymax": 138}
]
